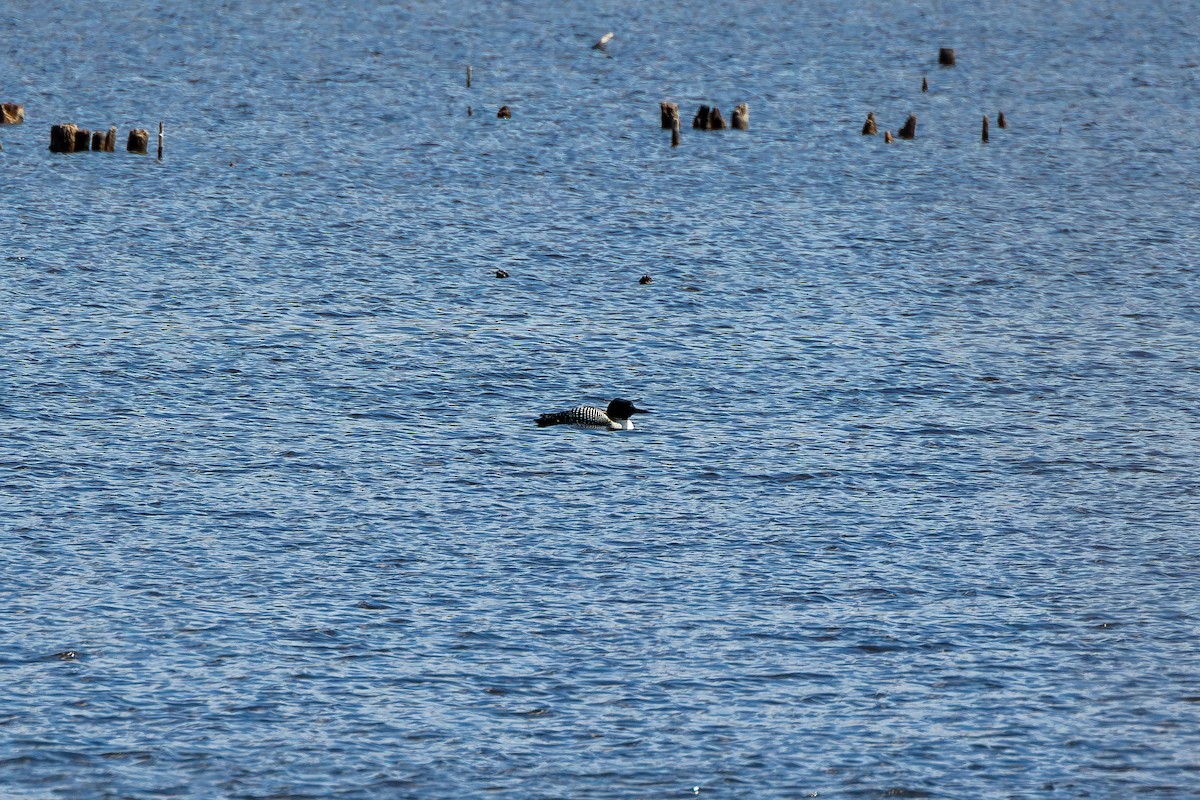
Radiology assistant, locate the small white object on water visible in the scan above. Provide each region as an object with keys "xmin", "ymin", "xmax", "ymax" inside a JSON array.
[{"xmin": 593, "ymin": 32, "xmax": 614, "ymax": 50}]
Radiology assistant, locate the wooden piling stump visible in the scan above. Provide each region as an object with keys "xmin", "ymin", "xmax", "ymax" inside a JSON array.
[
  {"xmin": 496, "ymin": 105, "xmax": 511, "ymax": 119},
  {"xmin": 1, "ymin": 103, "xmax": 24, "ymax": 124},
  {"xmin": 938, "ymin": 48, "xmax": 956, "ymax": 66},
  {"xmin": 884, "ymin": 131, "xmax": 894, "ymax": 143},
  {"xmin": 731, "ymin": 103, "xmax": 749, "ymax": 130},
  {"xmin": 72, "ymin": 127, "xmax": 91, "ymax": 152},
  {"xmin": 671, "ymin": 120, "xmax": 680, "ymax": 147},
  {"xmin": 127, "ymin": 128, "xmax": 149, "ymax": 153},
  {"xmin": 49, "ymin": 123, "xmax": 79, "ymax": 152},
  {"xmin": 692, "ymin": 105, "xmax": 710, "ymax": 129},
  {"xmin": 861, "ymin": 112, "xmax": 877, "ymax": 135},
  {"xmin": 707, "ymin": 106, "xmax": 726, "ymax": 130},
  {"xmin": 466, "ymin": 65, "xmax": 472, "ymax": 88},
  {"xmin": 91, "ymin": 130, "xmax": 105, "ymax": 151},
  {"xmin": 998, "ymin": 111, "xmax": 1007, "ymax": 128},
  {"xmin": 104, "ymin": 126, "xmax": 116, "ymax": 152},
  {"xmin": 660, "ymin": 101, "xmax": 679, "ymax": 130},
  {"xmin": 982, "ymin": 115, "xmax": 989, "ymax": 143},
  {"xmin": 897, "ymin": 113, "xmax": 917, "ymax": 139},
  {"xmin": 922, "ymin": 76, "xmax": 928, "ymax": 93}
]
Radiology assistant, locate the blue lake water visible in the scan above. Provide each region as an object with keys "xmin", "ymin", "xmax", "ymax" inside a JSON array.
[{"xmin": 2, "ymin": 0, "xmax": 1199, "ymax": 797}]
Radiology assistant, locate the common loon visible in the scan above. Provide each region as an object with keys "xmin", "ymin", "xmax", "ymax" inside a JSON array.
[{"xmin": 536, "ymin": 398, "xmax": 649, "ymax": 431}]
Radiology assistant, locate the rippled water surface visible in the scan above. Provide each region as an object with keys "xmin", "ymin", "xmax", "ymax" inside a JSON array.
[{"xmin": 2, "ymin": 1, "xmax": 1199, "ymax": 797}]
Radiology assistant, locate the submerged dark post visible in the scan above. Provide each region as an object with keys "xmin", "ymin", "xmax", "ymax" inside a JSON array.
[
  {"xmin": 158, "ymin": 122, "xmax": 164, "ymax": 160},
  {"xmin": 496, "ymin": 105, "xmax": 511, "ymax": 119},
  {"xmin": 922, "ymin": 76, "xmax": 928, "ymax": 93},
  {"xmin": 898, "ymin": 113, "xmax": 917, "ymax": 139},
  {"xmin": 884, "ymin": 130, "xmax": 894, "ymax": 143},
  {"xmin": 72, "ymin": 127, "xmax": 91, "ymax": 152},
  {"xmin": 660, "ymin": 101, "xmax": 679, "ymax": 130},
  {"xmin": 91, "ymin": 130, "xmax": 105, "ymax": 150},
  {"xmin": 671, "ymin": 119, "xmax": 680, "ymax": 147},
  {"xmin": 998, "ymin": 111, "xmax": 1007, "ymax": 128},
  {"xmin": 466, "ymin": 65, "xmax": 472, "ymax": 88},
  {"xmin": 982, "ymin": 115, "xmax": 989, "ymax": 143},
  {"xmin": 1, "ymin": 103, "xmax": 24, "ymax": 124},
  {"xmin": 861, "ymin": 112, "xmax": 877, "ymax": 135},
  {"xmin": 731, "ymin": 103, "xmax": 749, "ymax": 130},
  {"xmin": 127, "ymin": 128, "xmax": 149, "ymax": 153},
  {"xmin": 707, "ymin": 106, "xmax": 726, "ymax": 130},
  {"xmin": 938, "ymin": 48, "xmax": 956, "ymax": 66},
  {"xmin": 692, "ymin": 105, "xmax": 710, "ymax": 129}
]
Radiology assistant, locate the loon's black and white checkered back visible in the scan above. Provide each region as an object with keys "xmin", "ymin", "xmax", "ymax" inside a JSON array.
[{"xmin": 536, "ymin": 405, "xmax": 613, "ymax": 429}]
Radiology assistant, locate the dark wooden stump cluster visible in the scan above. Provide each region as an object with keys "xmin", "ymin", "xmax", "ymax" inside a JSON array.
[
  {"xmin": 49, "ymin": 124, "xmax": 116, "ymax": 152},
  {"xmin": 661, "ymin": 102, "xmax": 748, "ymax": 146},
  {"xmin": 1, "ymin": 103, "xmax": 24, "ymax": 124},
  {"xmin": 692, "ymin": 104, "xmax": 726, "ymax": 130},
  {"xmin": 685, "ymin": 103, "xmax": 748, "ymax": 131},
  {"xmin": 49, "ymin": 124, "xmax": 151, "ymax": 153},
  {"xmin": 862, "ymin": 49, "xmax": 1011, "ymax": 145}
]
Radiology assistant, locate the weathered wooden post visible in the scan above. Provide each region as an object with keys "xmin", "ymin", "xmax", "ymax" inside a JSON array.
[
  {"xmin": 671, "ymin": 119, "xmax": 680, "ymax": 147},
  {"xmin": 72, "ymin": 127, "xmax": 91, "ymax": 152},
  {"xmin": 861, "ymin": 112, "xmax": 877, "ymax": 135},
  {"xmin": 50, "ymin": 123, "xmax": 79, "ymax": 152},
  {"xmin": 91, "ymin": 130, "xmax": 105, "ymax": 150},
  {"xmin": 692, "ymin": 104, "xmax": 710, "ymax": 129},
  {"xmin": 1, "ymin": 103, "xmax": 24, "ymax": 124},
  {"xmin": 998, "ymin": 111, "xmax": 1007, "ymax": 128},
  {"xmin": 48, "ymin": 123, "xmax": 73, "ymax": 151},
  {"xmin": 897, "ymin": 113, "xmax": 917, "ymax": 139},
  {"xmin": 731, "ymin": 103, "xmax": 749, "ymax": 130},
  {"xmin": 922, "ymin": 76, "xmax": 928, "ymax": 93},
  {"xmin": 127, "ymin": 128, "xmax": 149, "ymax": 153},
  {"xmin": 982, "ymin": 115, "xmax": 989, "ymax": 143},
  {"xmin": 938, "ymin": 48, "xmax": 956, "ymax": 66},
  {"xmin": 660, "ymin": 101, "xmax": 679, "ymax": 130},
  {"xmin": 496, "ymin": 105, "xmax": 511, "ymax": 119},
  {"xmin": 884, "ymin": 131, "xmax": 894, "ymax": 143},
  {"xmin": 707, "ymin": 106, "xmax": 726, "ymax": 130},
  {"xmin": 466, "ymin": 65, "xmax": 472, "ymax": 88},
  {"xmin": 104, "ymin": 126, "xmax": 116, "ymax": 152}
]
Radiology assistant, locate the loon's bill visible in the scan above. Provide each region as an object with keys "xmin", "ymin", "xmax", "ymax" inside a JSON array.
[{"xmin": 536, "ymin": 398, "xmax": 649, "ymax": 431}]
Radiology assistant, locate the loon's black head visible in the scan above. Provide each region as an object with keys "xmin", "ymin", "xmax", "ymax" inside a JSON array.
[{"xmin": 607, "ymin": 398, "xmax": 649, "ymax": 420}]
